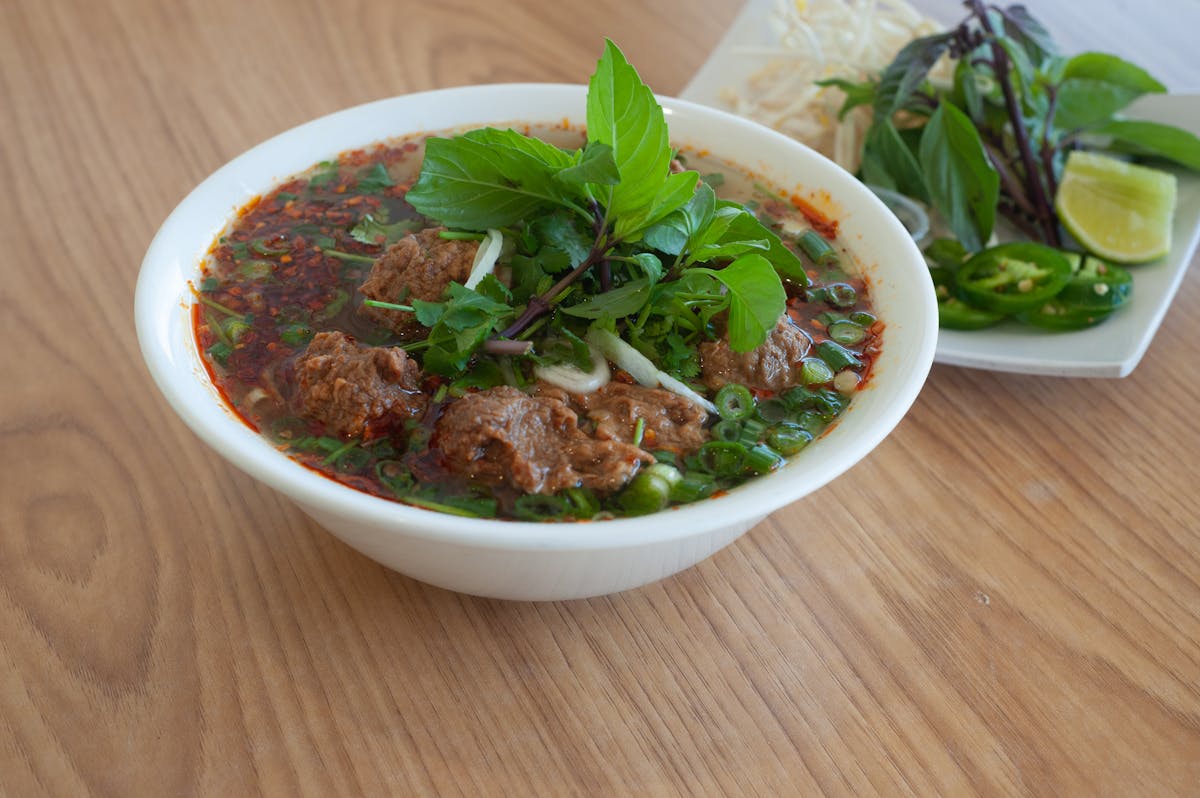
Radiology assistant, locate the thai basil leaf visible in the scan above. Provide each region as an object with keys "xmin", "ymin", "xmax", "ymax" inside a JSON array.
[
  {"xmin": 875, "ymin": 32, "xmax": 955, "ymax": 117},
  {"xmin": 1088, "ymin": 119, "xmax": 1200, "ymax": 170},
  {"xmin": 462, "ymin": 127, "xmax": 575, "ymax": 169},
  {"xmin": 587, "ymin": 39, "xmax": 674, "ymax": 225},
  {"xmin": 695, "ymin": 254, "xmax": 786, "ymax": 353},
  {"xmin": 716, "ymin": 204, "xmax": 809, "ymax": 285},
  {"xmin": 863, "ymin": 120, "xmax": 930, "ymax": 204},
  {"xmin": 952, "ymin": 59, "xmax": 984, "ymax": 123},
  {"xmin": 1054, "ymin": 53, "xmax": 1167, "ymax": 130},
  {"xmin": 615, "ymin": 169, "xmax": 701, "ymax": 240},
  {"xmin": 405, "ymin": 130, "xmax": 582, "ymax": 229},
  {"xmin": 642, "ymin": 180, "xmax": 716, "ymax": 255},
  {"xmin": 918, "ymin": 103, "xmax": 999, "ymax": 251},
  {"xmin": 1055, "ymin": 79, "xmax": 1150, "ymax": 131},
  {"xmin": 997, "ymin": 4, "xmax": 1058, "ymax": 65},
  {"xmin": 1060, "ymin": 52, "xmax": 1166, "ymax": 94}
]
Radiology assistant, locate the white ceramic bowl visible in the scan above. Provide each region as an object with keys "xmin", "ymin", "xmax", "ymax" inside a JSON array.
[{"xmin": 136, "ymin": 84, "xmax": 937, "ymax": 601}]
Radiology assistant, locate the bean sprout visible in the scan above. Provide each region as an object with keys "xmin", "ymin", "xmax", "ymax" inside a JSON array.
[{"xmin": 721, "ymin": 0, "xmax": 947, "ymax": 172}]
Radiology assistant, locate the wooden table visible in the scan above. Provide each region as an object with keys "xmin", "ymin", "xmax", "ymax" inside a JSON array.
[{"xmin": 3, "ymin": 1, "xmax": 1198, "ymax": 794}]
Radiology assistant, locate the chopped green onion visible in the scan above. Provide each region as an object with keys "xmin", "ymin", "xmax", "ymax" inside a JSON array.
[
  {"xmin": 643, "ymin": 462, "xmax": 683, "ymax": 489},
  {"xmin": 239, "ymin": 260, "xmax": 274, "ymax": 280},
  {"xmin": 632, "ymin": 417, "xmax": 646, "ymax": 447},
  {"xmin": 251, "ymin": 239, "xmax": 289, "ymax": 256},
  {"xmin": 222, "ymin": 317, "xmax": 252, "ymax": 343},
  {"xmin": 801, "ymin": 358, "xmax": 835, "ymax": 386},
  {"xmin": 200, "ymin": 276, "xmax": 220, "ymax": 292},
  {"xmin": 206, "ymin": 341, "xmax": 233, "ymax": 365},
  {"xmin": 712, "ymin": 420, "xmax": 742, "ymax": 443},
  {"xmin": 817, "ymin": 340, "xmax": 862, "ymax": 371},
  {"xmin": 563, "ymin": 488, "xmax": 600, "ymax": 519},
  {"xmin": 767, "ymin": 423, "xmax": 813, "ymax": 456},
  {"xmin": 652, "ymin": 450, "xmax": 679, "ymax": 466},
  {"xmin": 825, "ymin": 283, "xmax": 858, "ymax": 308},
  {"xmin": 754, "ymin": 398, "xmax": 790, "ymax": 423},
  {"xmin": 746, "ymin": 443, "xmax": 785, "ymax": 474},
  {"xmin": 618, "ymin": 469, "xmax": 674, "ymax": 516},
  {"xmin": 375, "ymin": 460, "xmax": 414, "ymax": 495},
  {"xmin": 798, "ymin": 230, "xmax": 838, "ymax": 265},
  {"xmin": 438, "ymin": 230, "xmax": 487, "ymax": 241},
  {"xmin": 514, "ymin": 494, "xmax": 568, "ymax": 521},
  {"xmin": 714, "ymin": 383, "xmax": 755, "ymax": 421},
  {"xmin": 670, "ymin": 473, "xmax": 716, "ymax": 503},
  {"xmin": 404, "ymin": 493, "xmax": 497, "ymax": 518},
  {"xmin": 849, "ymin": 310, "xmax": 877, "ymax": 326},
  {"xmin": 698, "ymin": 441, "xmax": 748, "ymax": 478},
  {"xmin": 737, "ymin": 418, "xmax": 768, "ymax": 447},
  {"xmin": 279, "ymin": 323, "xmax": 314, "ymax": 348},
  {"xmin": 196, "ymin": 293, "xmax": 245, "ymax": 319},
  {"xmin": 362, "ymin": 298, "xmax": 415, "ymax": 313},
  {"xmin": 827, "ymin": 319, "xmax": 866, "ymax": 345},
  {"xmin": 323, "ymin": 249, "xmax": 377, "ymax": 264}
]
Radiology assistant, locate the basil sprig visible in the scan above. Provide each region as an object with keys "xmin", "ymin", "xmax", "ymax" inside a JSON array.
[{"xmin": 402, "ymin": 40, "xmax": 805, "ymax": 377}]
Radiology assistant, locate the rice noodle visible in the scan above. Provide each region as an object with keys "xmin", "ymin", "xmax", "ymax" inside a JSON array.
[{"xmin": 721, "ymin": 0, "xmax": 947, "ymax": 173}]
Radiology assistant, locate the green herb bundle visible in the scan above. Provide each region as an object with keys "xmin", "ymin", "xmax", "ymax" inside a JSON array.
[
  {"xmin": 821, "ymin": 0, "xmax": 1200, "ymax": 251},
  {"xmin": 400, "ymin": 40, "xmax": 809, "ymax": 378}
]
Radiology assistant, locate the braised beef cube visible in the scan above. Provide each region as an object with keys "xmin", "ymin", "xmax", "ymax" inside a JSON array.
[
  {"xmin": 358, "ymin": 227, "xmax": 478, "ymax": 336},
  {"xmin": 293, "ymin": 331, "xmax": 426, "ymax": 437},
  {"xmin": 435, "ymin": 386, "xmax": 652, "ymax": 495},
  {"xmin": 576, "ymin": 382, "xmax": 708, "ymax": 456},
  {"xmin": 700, "ymin": 316, "xmax": 812, "ymax": 393}
]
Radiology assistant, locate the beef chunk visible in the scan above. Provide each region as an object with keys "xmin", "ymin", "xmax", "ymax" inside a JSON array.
[
  {"xmin": 293, "ymin": 331, "xmax": 426, "ymax": 437},
  {"xmin": 358, "ymin": 227, "xmax": 478, "ymax": 336},
  {"xmin": 699, "ymin": 316, "xmax": 812, "ymax": 393},
  {"xmin": 575, "ymin": 382, "xmax": 708, "ymax": 456},
  {"xmin": 435, "ymin": 386, "xmax": 652, "ymax": 495}
]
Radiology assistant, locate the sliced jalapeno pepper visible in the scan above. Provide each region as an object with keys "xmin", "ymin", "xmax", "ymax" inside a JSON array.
[
  {"xmin": 1016, "ymin": 299, "xmax": 1113, "ymax": 331},
  {"xmin": 1057, "ymin": 255, "xmax": 1133, "ymax": 311},
  {"xmin": 956, "ymin": 242, "xmax": 1072, "ymax": 314},
  {"xmin": 931, "ymin": 267, "xmax": 1005, "ymax": 330}
]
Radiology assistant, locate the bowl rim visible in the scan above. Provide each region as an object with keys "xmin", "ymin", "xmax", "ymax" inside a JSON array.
[{"xmin": 135, "ymin": 82, "xmax": 937, "ymax": 552}]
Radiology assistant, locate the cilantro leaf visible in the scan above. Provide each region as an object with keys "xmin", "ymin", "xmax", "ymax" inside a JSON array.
[
  {"xmin": 350, "ymin": 210, "xmax": 422, "ymax": 247},
  {"xmin": 418, "ymin": 283, "xmax": 514, "ymax": 377},
  {"xmin": 357, "ymin": 163, "xmax": 395, "ymax": 193}
]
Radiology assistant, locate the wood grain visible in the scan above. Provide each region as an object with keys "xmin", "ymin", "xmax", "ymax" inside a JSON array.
[{"xmin": 1, "ymin": 0, "xmax": 1198, "ymax": 795}]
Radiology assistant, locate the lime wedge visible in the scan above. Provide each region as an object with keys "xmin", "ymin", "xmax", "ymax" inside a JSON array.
[{"xmin": 1055, "ymin": 151, "xmax": 1176, "ymax": 264}]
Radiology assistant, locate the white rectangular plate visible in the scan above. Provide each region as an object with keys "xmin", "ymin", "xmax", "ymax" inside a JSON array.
[{"xmin": 681, "ymin": 0, "xmax": 1200, "ymax": 377}]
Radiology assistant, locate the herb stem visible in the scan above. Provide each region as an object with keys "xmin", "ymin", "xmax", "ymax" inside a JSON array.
[
  {"xmin": 982, "ymin": 140, "xmax": 1038, "ymax": 217},
  {"xmin": 323, "ymin": 249, "xmax": 377, "ymax": 264},
  {"xmin": 483, "ymin": 339, "xmax": 534, "ymax": 356},
  {"xmin": 971, "ymin": 0, "xmax": 1060, "ymax": 246}
]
